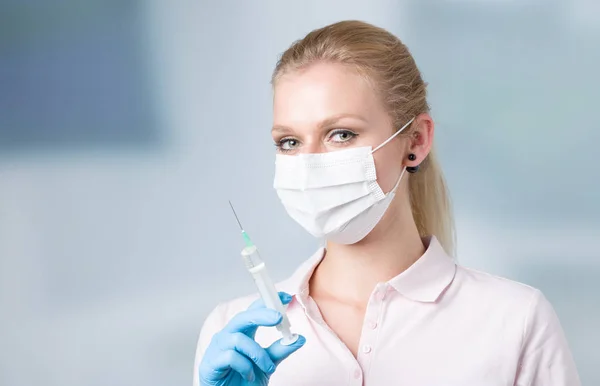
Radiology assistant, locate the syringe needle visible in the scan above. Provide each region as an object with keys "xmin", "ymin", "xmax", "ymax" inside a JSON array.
[
  {"xmin": 228, "ymin": 200, "xmax": 244, "ymax": 231},
  {"xmin": 229, "ymin": 201, "xmax": 254, "ymax": 248}
]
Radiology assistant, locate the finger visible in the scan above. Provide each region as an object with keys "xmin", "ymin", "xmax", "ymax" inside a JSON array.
[
  {"xmin": 201, "ymin": 350, "xmax": 255, "ymax": 383},
  {"xmin": 266, "ymin": 334, "xmax": 306, "ymax": 366},
  {"xmin": 219, "ymin": 332, "xmax": 276, "ymax": 375},
  {"xmin": 223, "ymin": 308, "xmax": 282, "ymax": 334},
  {"xmin": 247, "ymin": 292, "xmax": 293, "ymax": 310}
]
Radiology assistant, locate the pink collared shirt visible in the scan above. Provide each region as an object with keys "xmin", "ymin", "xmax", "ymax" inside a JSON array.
[{"xmin": 194, "ymin": 237, "xmax": 580, "ymax": 385}]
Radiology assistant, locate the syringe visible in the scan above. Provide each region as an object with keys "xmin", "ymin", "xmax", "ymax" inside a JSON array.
[{"xmin": 228, "ymin": 201, "xmax": 299, "ymax": 346}]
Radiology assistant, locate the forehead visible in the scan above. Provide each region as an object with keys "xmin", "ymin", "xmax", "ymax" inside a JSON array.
[{"xmin": 273, "ymin": 62, "xmax": 385, "ymax": 127}]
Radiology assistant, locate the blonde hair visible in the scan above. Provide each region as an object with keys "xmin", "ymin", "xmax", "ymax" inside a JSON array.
[{"xmin": 271, "ymin": 20, "xmax": 456, "ymax": 255}]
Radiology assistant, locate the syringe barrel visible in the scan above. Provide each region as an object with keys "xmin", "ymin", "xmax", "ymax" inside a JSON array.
[{"xmin": 241, "ymin": 245, "xmax": 293, "ymax": 331}]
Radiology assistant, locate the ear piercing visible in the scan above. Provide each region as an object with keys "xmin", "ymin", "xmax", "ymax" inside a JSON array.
[{"xmin": 407, "ymin": 153, "xmax": 420, "ymax": 173}]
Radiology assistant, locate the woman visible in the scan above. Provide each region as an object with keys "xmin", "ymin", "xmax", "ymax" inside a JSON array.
[{"xmin": 194, "ymin": 20, "xmax": 580, "ymax": 385}]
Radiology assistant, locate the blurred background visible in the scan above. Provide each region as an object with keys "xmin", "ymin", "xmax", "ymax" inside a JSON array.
[{"xmin": 1, "ymin": 0, "xmax": 598, "ymax": 385}]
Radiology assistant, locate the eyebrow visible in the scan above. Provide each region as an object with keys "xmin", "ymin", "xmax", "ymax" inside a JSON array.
[{"xmin": 271, "ymin": 113, "xmax": 368, "ymax": 133}]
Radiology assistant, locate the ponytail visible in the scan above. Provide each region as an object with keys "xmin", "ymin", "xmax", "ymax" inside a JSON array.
[{"xmin": 409, "ymin": 148, "xmax": 455, "ymax": 256}]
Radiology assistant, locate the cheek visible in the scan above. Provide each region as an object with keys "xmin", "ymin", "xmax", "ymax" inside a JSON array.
[{"xmin": 373, "ymin": 145, "xmax": 405, "ymax": 192}]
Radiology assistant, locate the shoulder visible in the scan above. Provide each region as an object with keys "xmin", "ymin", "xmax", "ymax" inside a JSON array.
[
  {"xmin": 454, "ymin": 266, "xmax": 570, "ymax": 343},
  {"xmin": 449, "ymin": 265, "xmax": 571, "ymax": 350},
  {"xmin": 446, "ymin": 266, "xmax": 580, "ymax": 383},
  {"xmin": 197, "ymin": 292, "xmax": 260, "ymax": 343},
  {"xmin": 454, "ymin": 264, "xmax": 541, "ymax": 307},
  {"xmin": 451, "ymin": 265, "xmax": 573, "ymax": 350},
  {"xmin": 447, "ymin": 264, "xmax": 555, "ymax": 339},
  {"xmin": 453, "ymin": 269, "xmax": 584, "ymax": 384},
  {"xmin": 211, "ymin": 292, "xmax": 261, "ymax": 321}
]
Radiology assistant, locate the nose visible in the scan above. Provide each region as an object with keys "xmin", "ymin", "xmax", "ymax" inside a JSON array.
[{"xmin": 300, "ymin": 137, "xmax": 327, "ymax": 154}]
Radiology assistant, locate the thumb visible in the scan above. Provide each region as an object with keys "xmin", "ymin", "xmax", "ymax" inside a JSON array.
[{"xmin": 266, "ymin": 335, "xmax": 306, "ymax": 367}]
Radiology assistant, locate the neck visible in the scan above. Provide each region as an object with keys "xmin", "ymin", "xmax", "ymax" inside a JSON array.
[{"xmin": 310, "ymin": 197, "xmax": 426, "ymax": 305}]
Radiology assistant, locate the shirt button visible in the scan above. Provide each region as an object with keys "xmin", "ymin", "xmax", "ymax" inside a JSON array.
[
  {"xmin": 375, "ymin": 291, "xmax": 385, "ymax": 301},
  {"xmin": 362, "ymin": 345, "xmax": 372, "ymax": 354},
  {"xmin": 367, "ymin": 320, "xmax": 377, "ymax": 329},
  {"xmin": 353, "ymin": 368, "xmax": 361, "ymax": 379}
]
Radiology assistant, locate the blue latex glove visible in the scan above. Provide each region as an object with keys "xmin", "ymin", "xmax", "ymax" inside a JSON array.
[{"xmin": 199, "ymin": 292, "xmax": 306, "ymax": 386}]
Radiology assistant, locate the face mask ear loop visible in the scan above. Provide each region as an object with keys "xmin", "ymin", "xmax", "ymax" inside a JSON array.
[
  {"xmin": 371, "ymin": 117, "xmax": 416, "ymax": 154},
  {"xmin": 388, "ymin": 167, "xmax": 406, "ymax": 194}
]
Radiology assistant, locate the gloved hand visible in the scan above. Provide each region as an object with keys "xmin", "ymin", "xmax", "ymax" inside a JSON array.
[{"xmin": 199, "ymin": 292, "xmax": 306, "ymax": 386}]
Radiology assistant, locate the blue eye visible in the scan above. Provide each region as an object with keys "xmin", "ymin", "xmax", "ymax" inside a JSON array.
[
  {"xmin": 276, "ymin": 137, "xmax": 300, "ymax": 152},
  {"xmin": 329, "ymin": 129, "xmax": 357, "ymax": 143}
]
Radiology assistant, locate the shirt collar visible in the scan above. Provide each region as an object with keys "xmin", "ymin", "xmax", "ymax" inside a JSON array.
[
  {"xmin": 278, "ymin": 247, "xmax": 325, "ymax": 298},
  {"xmin": 386, "ymin": 236, "xmax": 457, "ymax": 302},
  {"xmin": 278, "ymin": 236, "xmax": 456, "ymax": 304}
]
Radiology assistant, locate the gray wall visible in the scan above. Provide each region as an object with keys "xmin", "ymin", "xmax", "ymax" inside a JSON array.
[{"xmin": 0, "ymin": 0, "xmax": 598, "ymax": 385}]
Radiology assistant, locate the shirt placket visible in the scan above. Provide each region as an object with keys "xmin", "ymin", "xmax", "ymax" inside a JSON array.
[
  {"xmin": 356, "ymin": 283, "xmax": 387, "ymax": 384},
  {"xmin": 298, "ymin": 283, "xmax": 388, "ymax": 386},
  {"xmin": 299, "ymin": 289, "xmax": 364, "ymax": 385}
]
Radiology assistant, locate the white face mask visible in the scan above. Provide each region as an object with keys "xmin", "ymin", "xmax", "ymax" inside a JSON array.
[{"xmin": 273, "ymin": 117, "xmax": 415, "ymax": 244}]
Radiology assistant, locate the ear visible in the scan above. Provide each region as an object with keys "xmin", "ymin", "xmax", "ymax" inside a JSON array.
[{"xmin": 405, "ymin": 113, "xmax": 434, "ymax": 167}]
